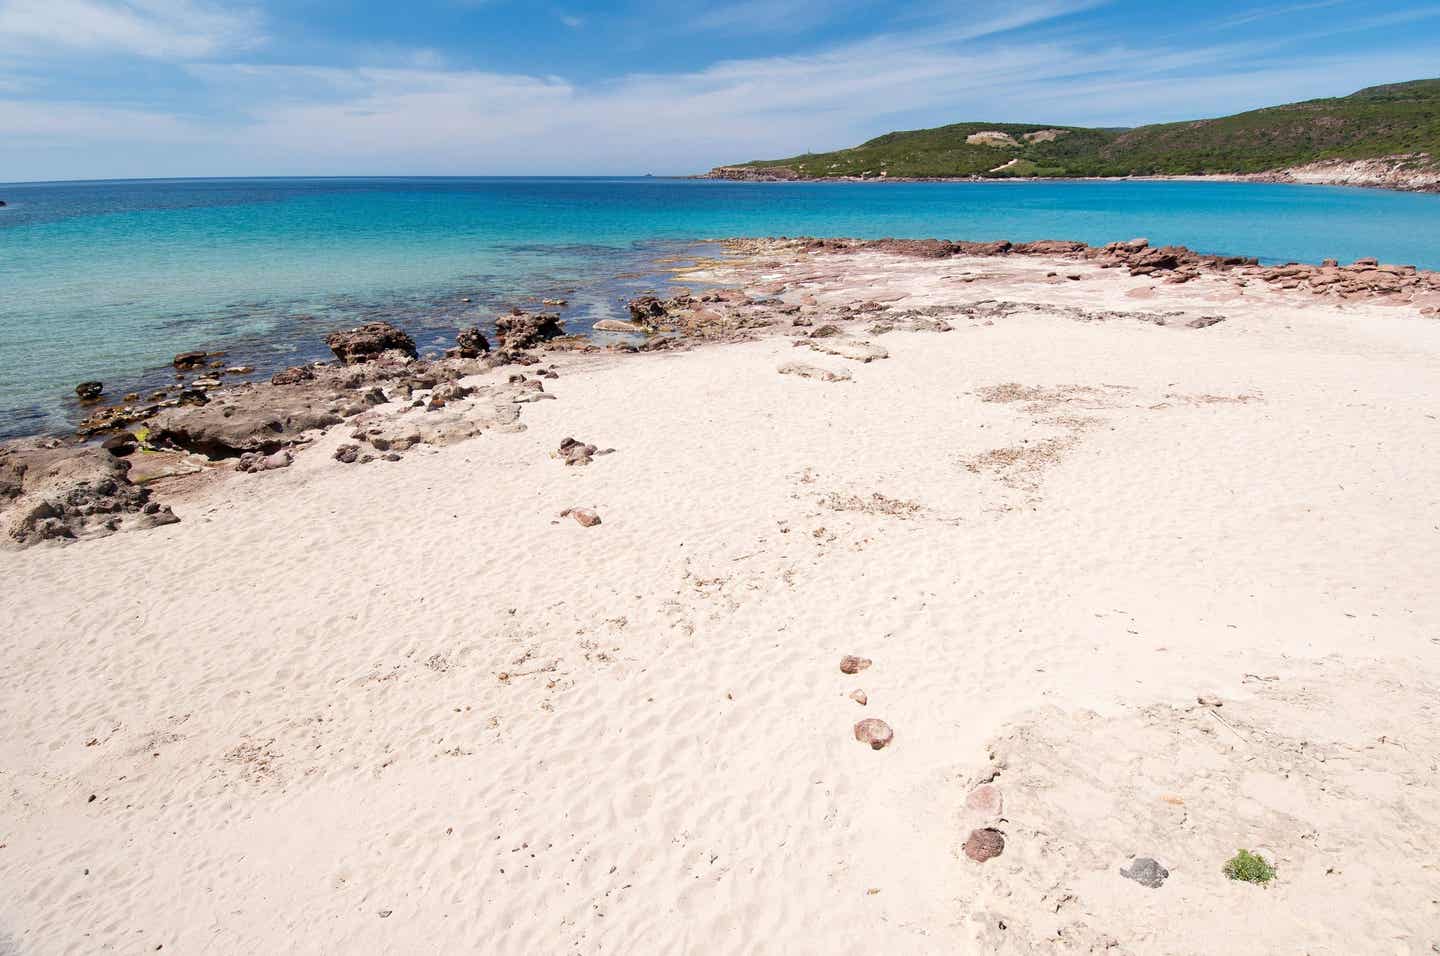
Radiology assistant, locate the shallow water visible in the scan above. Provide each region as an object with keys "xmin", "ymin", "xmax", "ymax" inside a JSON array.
[{"xmin": 2, "ymin": 176, "xmax": 1437, "ymax": 437}]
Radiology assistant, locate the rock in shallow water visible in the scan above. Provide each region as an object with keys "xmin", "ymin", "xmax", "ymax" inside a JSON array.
[{"xmin": 75, "ymin": 381, "xmax": 103, "ymax": 401}]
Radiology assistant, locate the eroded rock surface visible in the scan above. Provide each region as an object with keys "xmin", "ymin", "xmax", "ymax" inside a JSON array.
[
  {"xmin": 0, "ymin": 442, "xmax": 178, "ymax": 548},
  {"xmin": 325, "ymin": 322, "xmax": 418, "ymax": 364}
]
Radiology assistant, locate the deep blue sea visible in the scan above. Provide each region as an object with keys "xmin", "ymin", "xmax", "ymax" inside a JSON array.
[{"xmin": 2, "ymin": 176, "xmax": 1438, "ymax": 437}]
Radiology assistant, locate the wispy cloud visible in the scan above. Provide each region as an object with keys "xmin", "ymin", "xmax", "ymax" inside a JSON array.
[
  {"xmin": 0, "ymin": 0, "xmax": 264, "ymax": 59},
  {"xmin": 0, "ymin": 0, "xmax": 1434, "ymax": 180},
  {"xmin": 558, "ymin": 13, "xmax": 584, "ymax": 29}
]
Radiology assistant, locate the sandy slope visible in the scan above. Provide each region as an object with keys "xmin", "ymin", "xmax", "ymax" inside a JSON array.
[{"xmin": 3, "ymin": 250, "xmax": 1439, "ymax": 954}]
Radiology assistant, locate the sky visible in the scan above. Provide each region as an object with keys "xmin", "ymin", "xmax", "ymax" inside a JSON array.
[{"xmin": 1, "ymin": 0, "xmax": 1438, "ymax": 182}]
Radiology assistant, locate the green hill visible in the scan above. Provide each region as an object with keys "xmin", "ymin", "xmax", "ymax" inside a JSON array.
[{"xmin": 713, "ymin": 79, "xmax": 1440, "ymax": 182}]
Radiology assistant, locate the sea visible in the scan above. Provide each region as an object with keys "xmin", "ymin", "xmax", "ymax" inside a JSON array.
[{"xmin": 2, "ymin": 176, "xmax": 1438, "ymax": 438}]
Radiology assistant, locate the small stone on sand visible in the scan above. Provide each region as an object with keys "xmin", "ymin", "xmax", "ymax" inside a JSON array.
[
  {"xmin": 1120, "ymin": 857, "xmax": 1169, "ymax": 888},
  {"xmin": 965, "ymin": 783, "xmax": 1003, "ymax": 816},
  {"xmin": 840, "ymin": 655, "xmax": 871, "ymax": 674},
  {"xmin": 963, "ymin": 828, "xmax": 1005, "ymax": 862},
  {"xmin": 562, "ymin": 507, "xmax": 602, "ymax": 527},
  {"xmin": 854, "ymin": 718, "xmax": 893, "ymax": 750},
  {"xmin": 849, "ymin": 689, "xmax": 867, "ymax": 706}
]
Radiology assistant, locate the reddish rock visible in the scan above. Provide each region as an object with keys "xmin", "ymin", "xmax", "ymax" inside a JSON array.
[
  {"xmin": 563, "ymin": 507, "xmax": 601, "ymax": 527},
  {"xmin": 853, "ymin": 718, "xmax": 893, "ymax": 750},
  {"xmin": 963, "ymin": 828, "xmax": 1005, "ymax": 862},
  {"xmin": 840, "ymin": 655, "xmax": 871, "ymax": 674},
  {"xmin": 849, "ymin": 689, "xmax": 868, "ymax": 706}
]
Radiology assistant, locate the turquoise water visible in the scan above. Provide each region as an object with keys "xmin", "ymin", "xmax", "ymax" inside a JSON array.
[{"xmin": 2, "ymin": 176, "xmax": 1438, "ymax": 437}]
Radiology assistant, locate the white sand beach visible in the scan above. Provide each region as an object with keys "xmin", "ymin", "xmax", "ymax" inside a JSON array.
[{"xmin": 3, "ymin": 245, "xmax": 1439, "ymax": 954}]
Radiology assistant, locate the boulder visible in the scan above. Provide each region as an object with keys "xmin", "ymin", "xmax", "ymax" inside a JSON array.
[
  {"xmin": 101, "ymin": 432, "xmax": 139, "ymax": 457},
  {"xmin": 173, "ymin": 351, "xmax": 209, "ymax": 371},
  {"xmin": 325, "ymin": 322, "xmax": 417, "ymax": 364},
  {"xmin": 455, "ymin": 326, "xmax": 490, "ymax": 358},
  {"xmin": 627, "ymin": 296, "xmax": 668, "ymax": 324},
  {"xmin": 0, "ymin": 442, "xmax": 178, "ymax": 548},
  {"xmin": 75, "ymin": 381, "xmax": 103, "ymax": 401},
  {"xmin": 495, "ymin": 310, "xmax": 564, "ymax": 350},
  {"xmin": 147, "ymin": 392, "xmax": 342, "ymax": 458}
]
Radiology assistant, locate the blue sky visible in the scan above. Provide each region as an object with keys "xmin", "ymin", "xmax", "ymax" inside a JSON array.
[{"xmin": 1, "ymin": 0, "xmax": 1437, "ymax": 181}]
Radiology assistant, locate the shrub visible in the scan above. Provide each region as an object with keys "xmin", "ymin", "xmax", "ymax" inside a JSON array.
[{"xmin": 1223, "ymin": 849, "xmax": 1276, "ymax": 884}]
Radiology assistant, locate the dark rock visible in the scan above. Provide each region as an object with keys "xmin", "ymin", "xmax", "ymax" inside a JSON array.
[
  {"xmin": 456, "ymin": 326, "xmax": 490, "ymax": 357},
  {"xmin": 271, "ymin": 365, "xmax": 316, "ymax": 386},
  {"xmin": 325, "ymin": 322, "xmax": 417, "ymax": 364},
  {"xmin": 1188, "ymin": 315, "xmax": 1225, "ymax": 329},
  {"xmin": 809, "ymin": 324, "xmax": 841, "ymax": 338},
  {"xmin": 0, "ymin": 442, "xmax": 178, "ymax": 548},
  {"xmin": 75, "ymin": 381, "xmax": 103, "ymax": 401},
  {"xmin": 334, "ymin": 444, "xmax": 360, "ymax": 464},
  {"xmin": 853, "ymin": 718, "xmax": 893, "ymax": 750},
  {"xmin": 558, "ymin": 436, "xmax": 602, "ymax": 466},
  {"xmin": 173, "ymin": 351, "xmax": 208, "ymax": 371},
  {"xmin": 147, "ymin": 392, "xmax": 342, "ymax": 458},
  {"xmin": 101, "ymin": 433, "xmax": 139, "ymax": 457},
  {"xmin": 495, "ymin": 310, "xmax": 564, "ymax": 350},
  {"xmin": 627, "ymin": 296, "xmax": 667, "ymax": 323},
  {"xmin": 1120, "ymin": 857, "xmax": 1169, "ymax": 888},
  {"xmin": 964, "ymin": 828, "xmax": 1005, "ymax": 862}
]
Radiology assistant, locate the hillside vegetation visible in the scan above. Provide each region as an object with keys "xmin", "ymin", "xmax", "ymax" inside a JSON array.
[{"xmin": 718, "ymin": 79, "xmax": 1440, "ymax": 181}]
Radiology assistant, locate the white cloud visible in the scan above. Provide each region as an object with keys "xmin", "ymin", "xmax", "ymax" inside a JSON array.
[
  {"xmin": 0, "ymin": 0, "xmax": 1434, "ymax": 180},
  {"xmin": 558, "ymin": 13, "xmax": 583, "ymax": 29},
  {"xmin": 0, "ymin": 0, "xmax": 263, "ymax": 59}
]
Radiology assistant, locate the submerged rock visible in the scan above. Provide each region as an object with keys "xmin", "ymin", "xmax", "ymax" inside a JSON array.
[
  {"xmin": 75, "ymin": 381, "xmax": 103, "ymax": 402},
  {"xmin": 173, "ymin": 351, "xmax": 209, "ymax": 371}
]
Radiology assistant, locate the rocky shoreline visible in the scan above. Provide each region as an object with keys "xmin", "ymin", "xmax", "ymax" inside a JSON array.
[
  {"xmin": 4, "ymin": 234, "xmax": 1437, "ymax": 549},
  {"xmin": 701, "ymin": 158, "xmax": 1440, "ymax": 194}
]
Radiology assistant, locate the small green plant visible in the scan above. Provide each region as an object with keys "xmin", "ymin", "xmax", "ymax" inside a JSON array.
[{"xmin": 1223, "ymin": 849, "xmax": 1276, "ymax": 884}]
